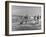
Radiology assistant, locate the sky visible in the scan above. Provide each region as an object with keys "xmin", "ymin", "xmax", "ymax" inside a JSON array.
[{"xmin": 12, "ymin": 5, "xmax": 41, "ymax": 16}]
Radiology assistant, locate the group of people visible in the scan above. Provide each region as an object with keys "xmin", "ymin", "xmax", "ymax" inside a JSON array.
[{"xmin": 20, "ymin": 15, "xmax": 41, "ymax": 24}]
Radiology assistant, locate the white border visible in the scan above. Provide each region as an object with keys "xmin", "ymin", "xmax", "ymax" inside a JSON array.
[{"xmin": 9, "ymin": 3, "xmax": 44, "ymax": 34}]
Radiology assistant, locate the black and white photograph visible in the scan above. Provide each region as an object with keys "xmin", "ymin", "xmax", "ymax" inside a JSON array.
[
  {"xmin": 5, "ymin": 1, "xmax": 45, "ymax": 36},
  {"xmin": 12, "ymin": 5, "xmax": 41, "ymax": 31}
]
